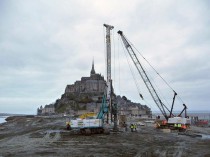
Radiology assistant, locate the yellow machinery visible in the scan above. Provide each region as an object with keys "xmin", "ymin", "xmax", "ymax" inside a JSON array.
[{"xmin": 79, "ymin": 112, "xmax": 96, "ymax": 119}]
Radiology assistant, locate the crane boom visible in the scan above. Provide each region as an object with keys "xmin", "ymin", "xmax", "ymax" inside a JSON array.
[{"xmin": 118, "ymin": 30, "xmax": 170, "ymax": 120}]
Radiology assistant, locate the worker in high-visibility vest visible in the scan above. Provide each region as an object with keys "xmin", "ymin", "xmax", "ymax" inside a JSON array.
[
  {"xmin": 174, "ymin": 123, "xmax": 177, "ymax": 128},
  {"xmin": 178, "ymin": 124, "xmax": 182, "ymax": 128},
  {"xmin": 130, "ymin": 124, "xmax": 134, "ymax": 132}
]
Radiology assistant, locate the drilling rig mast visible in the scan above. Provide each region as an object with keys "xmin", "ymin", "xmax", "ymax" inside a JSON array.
[{"xmin": 104, "ymin": 24, "xmax": 118, "ymax": 130}]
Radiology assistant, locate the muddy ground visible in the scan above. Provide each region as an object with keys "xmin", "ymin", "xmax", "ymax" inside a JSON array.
[{"xmin": 0, "ymin": 116, "xmax": 210, "ymax": 157}]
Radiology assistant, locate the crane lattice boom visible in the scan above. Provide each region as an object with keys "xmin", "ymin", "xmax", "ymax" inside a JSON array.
[{"xmin": 118, "ymin": 30, "xmax": 170, "ymax": 120}]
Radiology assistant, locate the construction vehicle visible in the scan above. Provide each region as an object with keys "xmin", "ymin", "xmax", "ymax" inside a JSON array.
[
  {"xmin": 65, "ymin": 24, "xmax": 117, "ymax": 134},
  {"xmin": 66, "ymin": 95, "xmax": 110, "ymax": 134},
  {"xmin": 66, "ymin": 112, "xmax": 96, "ymax": 130},
  {"xmin": 118, "ymin": 30, "xmax": 190, "ymax": 131}
]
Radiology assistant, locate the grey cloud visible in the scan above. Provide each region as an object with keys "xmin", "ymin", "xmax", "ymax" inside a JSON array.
[{"xmin": 0, "ymin": 0, "xmax": 210, "ymax": 114}]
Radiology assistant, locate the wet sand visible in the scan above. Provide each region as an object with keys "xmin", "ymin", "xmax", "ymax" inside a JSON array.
[{"xmin": 0, "ymin": 116, "xmax": 210, "ymax": 157}]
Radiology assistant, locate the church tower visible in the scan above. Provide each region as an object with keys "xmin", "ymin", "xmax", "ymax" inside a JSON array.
[{"xmin": 90, "ymin": 59, "xmax": 96, "ymax": 75}]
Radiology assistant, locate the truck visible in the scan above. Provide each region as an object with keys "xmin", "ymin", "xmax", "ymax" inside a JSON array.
[{"xmin": 118, "ymin": 30, "xmax": 190, "ymax": 131}]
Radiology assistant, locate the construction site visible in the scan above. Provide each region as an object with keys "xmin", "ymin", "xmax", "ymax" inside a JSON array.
[
  {"xmin": 0, "ymin": 115, "xmax": 210, "ymax": 156},
  {"xmin": 1, "ymin": 24, "xmax": 210, "ymax": 156}
]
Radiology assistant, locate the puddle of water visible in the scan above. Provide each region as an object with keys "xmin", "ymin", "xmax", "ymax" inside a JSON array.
[{"xmin": 200, "ymin": 134, "xmax": 210, "ymax": 139}]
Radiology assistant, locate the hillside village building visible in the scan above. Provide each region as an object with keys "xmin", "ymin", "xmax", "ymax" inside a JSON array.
[{"xmin": 37, "ymin": 104, "xmax": 55, "ymax": 115}]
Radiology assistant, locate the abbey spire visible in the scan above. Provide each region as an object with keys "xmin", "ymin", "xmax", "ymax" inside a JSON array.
[{"xmin": 90, "ymin": 59, "xmax": 95, "ymax": 75}]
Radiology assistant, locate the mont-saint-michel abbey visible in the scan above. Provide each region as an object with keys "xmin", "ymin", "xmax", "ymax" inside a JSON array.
[
  {"xmin": 65, "ymin": 61, "xmax": 105, "ymax": 96},
  {"xmin": 37, "ymin": 61, "xmax": 151, "ymax": 117}
]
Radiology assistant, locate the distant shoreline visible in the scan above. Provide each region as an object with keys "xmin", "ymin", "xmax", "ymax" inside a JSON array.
[
  {"xmin": 0, "ymin": 113, "xmax": 29, "ymax": 117},
  {"xmin": 0, "ymin": 117, "xmax": 7, "ymax": 124}
]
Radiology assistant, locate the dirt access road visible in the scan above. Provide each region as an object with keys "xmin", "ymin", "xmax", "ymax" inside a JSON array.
[{"xmin": 0, "ymin": 116, "xmax": 210, "ymax": 157}]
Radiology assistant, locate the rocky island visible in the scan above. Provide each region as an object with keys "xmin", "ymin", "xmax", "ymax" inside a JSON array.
[{"xmin": 37, "ymin": 61, "xmax": 152, "ymax": 118}]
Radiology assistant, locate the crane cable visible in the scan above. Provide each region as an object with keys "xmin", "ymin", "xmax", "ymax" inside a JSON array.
[
  {"xmin": 124, "ymin": 36, "xmax": 185, "ymax": 104},
  {"xmin": 117, "ymin": 34, "xmax": 176, "ymax": 111},
  {"xmin": 117, "ymin": 35, "xmax": 121, "ymax": 95},
  {"xmin": 119, "ymin": 38, "xmax": 156, "ymax": 110},
  {"xmin": 120, "ymin": 40, "xmax": 143, "ymax": 99}
]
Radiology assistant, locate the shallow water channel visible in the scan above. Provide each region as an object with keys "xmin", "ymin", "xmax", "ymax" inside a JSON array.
[{"xmin": 0, "ymin": 117, "xmax": 7, "ymax": 124}]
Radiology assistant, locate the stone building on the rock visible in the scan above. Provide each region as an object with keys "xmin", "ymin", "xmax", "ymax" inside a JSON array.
[
  {"xmin": 37, "ymin": 60, "xmax": 152, "ymax": 117},
  {"xmin": 37, "ymin": 104, "xmax": 55, "ymax": 115},
  {"xmin": 65, "ymin": 61, "xmax": 106, "ymax": 95}
]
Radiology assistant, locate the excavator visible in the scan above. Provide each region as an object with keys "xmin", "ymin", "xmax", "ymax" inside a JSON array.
[
  {"xmin": 118, "ymin": 30, "xmax": 190, "ymax": 131},
  {"xmin": 66, "ymin": 95, "xmax": 110, "ymax": 134}
]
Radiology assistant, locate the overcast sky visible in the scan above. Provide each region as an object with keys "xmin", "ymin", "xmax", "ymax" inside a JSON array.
[{"xmin": 0, "ymin": 0, "xmax": 209, "ymax": 114}]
